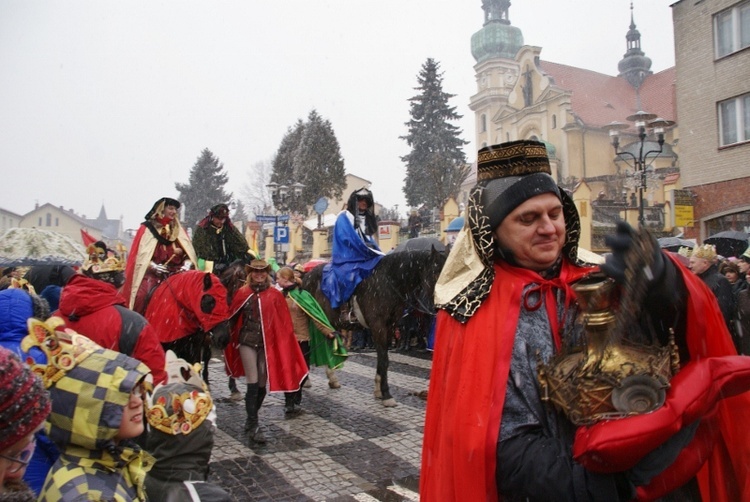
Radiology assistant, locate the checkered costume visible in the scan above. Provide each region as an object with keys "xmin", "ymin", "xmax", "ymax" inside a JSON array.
[{"xmin": 37, "ymin": 334, "xmax": 154, "ymax": 501}]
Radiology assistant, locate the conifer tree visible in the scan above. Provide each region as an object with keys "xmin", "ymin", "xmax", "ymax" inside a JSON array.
[
  {"xmin": 175, "ymin": 148, "xmax": 232, "ymax": 227},
  {"xmin": 401, "ymin": 58, "xmax": 469, "ymax": 210},
  {"xmin": 270, "ymin": 109, "xmax": 346, "ymax": 216}
]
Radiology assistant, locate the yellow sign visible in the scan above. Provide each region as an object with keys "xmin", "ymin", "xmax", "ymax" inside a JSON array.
[{"xmin": 675, "ymin": 206, "xmax": 694, "ymax": 227}]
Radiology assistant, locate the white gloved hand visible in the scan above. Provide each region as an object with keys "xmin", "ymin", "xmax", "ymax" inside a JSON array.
[
  {"xmin": 181, "ymin": 260, "xmax": 193, "ymax": 272},
  {"xmin": 149, "ymin": 262, "xmax": 168, "ymax": 274}
]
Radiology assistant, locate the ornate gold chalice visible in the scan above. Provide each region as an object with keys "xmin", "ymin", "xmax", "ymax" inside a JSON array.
[{"xmin": 538, "ymin": 229, "xmax": 680, "ymax": 425}]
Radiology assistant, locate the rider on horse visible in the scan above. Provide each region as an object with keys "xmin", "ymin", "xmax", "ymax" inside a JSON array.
[
  {"xmin": 321, "ymin": 187, "xmax": 384, "ymax": 315},
  {"xmin": 123, "ymin": 197, "xmax": 197, "ymax": 314},
  {"xmin": 192, "ymin": 202, "xmax": 255, "ymax": 275}
]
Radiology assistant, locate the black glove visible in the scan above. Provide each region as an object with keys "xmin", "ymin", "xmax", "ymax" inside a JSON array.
[
  {"xmin": 626, "ymin": 420, "xmax": 700, "ymax": 487},
  {"xmin": 601, "ymin": 222, "xmax": 665, "ymax": 285}
]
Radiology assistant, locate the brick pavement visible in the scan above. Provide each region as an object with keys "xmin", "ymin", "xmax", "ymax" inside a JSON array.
[{"xmin": 206, "ymin": 350, "xmax": 431, "ymax": 501}]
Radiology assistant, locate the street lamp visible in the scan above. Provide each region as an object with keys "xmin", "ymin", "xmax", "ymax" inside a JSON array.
[
  {"xmin": 605, "ymin": 111, "xmax": 676, "ymax": 228},
  {"xmin": 266, "ymin": 180, "xmax": 305, "ymax": 263}
]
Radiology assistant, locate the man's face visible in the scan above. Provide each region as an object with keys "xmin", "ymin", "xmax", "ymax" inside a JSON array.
[
  {"xmin": 493, "ymin": 192, "xmax": 566, "ymax": 272},
  {"xmin": 211, "ymin": 215, "xmax": 226, "ymax": 228},
  {"xmin": 689, "ymin": 256, "xmax": 711, "ymax": 275},
  {"xmin": 738, "ymin": 260, "xmax": 750, "ymax": 274},
  {"xmin": 357, "ymin": 199, "xmax": 368, "ymax": 211}
]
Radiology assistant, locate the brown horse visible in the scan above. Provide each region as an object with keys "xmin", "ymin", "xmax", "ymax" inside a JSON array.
[{"xmin": 302, "ymin": 248, "xmax": 446, "ymax": 406}]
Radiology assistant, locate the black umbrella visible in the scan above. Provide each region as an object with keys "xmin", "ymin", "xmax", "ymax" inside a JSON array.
[
  {"xmin": 392, "ymin": 236, "xmax": 446, "ymax": 253},
  {"xmin": 657, "ymin": 237, "xmax": 696, "ymax": 253},
  {"xmin": 704, "ymin": 230, "xmax": 750, "ymax": 258}
]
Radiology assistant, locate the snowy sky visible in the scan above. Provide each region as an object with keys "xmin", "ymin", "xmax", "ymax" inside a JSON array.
[{"xmin": 0, "ymin": 0, "xmax": 676, "ymax": 230}]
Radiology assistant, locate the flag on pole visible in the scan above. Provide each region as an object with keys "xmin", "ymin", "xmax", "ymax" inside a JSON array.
[{"xmin": 80, "ymin": 229, "xmax": 97, "ymax": 247}]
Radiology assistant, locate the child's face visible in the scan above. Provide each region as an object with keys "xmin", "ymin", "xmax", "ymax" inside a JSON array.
[{"xmin": 116, "ymin": 385, "xmax": 145, "ymax": 441}]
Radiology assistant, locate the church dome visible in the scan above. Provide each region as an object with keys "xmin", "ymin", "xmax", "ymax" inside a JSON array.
[{"xmin": 471, "ymin": 21, "xmax": 524, "ymax": 63}]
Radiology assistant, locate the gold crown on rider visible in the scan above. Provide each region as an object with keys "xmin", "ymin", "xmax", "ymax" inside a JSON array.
[
  {"xmin": 692, "ymin": 244, "xmax": 717, "ymax": 261},
  {"xmin": 82, "ymin": 242, "xmax": 125, "ymax": 274}
]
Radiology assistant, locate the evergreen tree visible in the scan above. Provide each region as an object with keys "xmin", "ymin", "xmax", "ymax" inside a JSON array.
[
  {"xmin": 175, "ymin": 148, "xmax": 232, "ymax": 228},
  {"xmin": 270, "ymin": 110, "xmax": 346, "ymax": 216},
  {"xmin": 401, "ymin": 58, "xmax": 469, "ymax": 210}
]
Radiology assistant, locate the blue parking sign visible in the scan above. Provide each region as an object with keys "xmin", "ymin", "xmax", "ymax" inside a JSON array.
[{"xmin": 274, "ymin": 226, "xmax": 289, "ymax": 244}]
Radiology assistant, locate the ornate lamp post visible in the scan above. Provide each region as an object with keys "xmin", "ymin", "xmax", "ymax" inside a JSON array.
[
  {"xmin": 605, "ymin": 112, "xmax": 676, "ymax": 228},
  {"xmin": 265, "ymin": 181, "xmax": 305, "ymax": 263}
]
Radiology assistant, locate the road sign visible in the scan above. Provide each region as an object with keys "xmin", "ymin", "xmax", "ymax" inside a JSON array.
[
  {"xmin": 256, "ymin": 214, "xmax": 289, "ymax": 223},
  {"xmin": 274, "ymin": 226, "xmax": 289, "ymax": 244}
]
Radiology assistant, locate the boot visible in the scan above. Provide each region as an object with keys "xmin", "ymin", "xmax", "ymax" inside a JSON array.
[
  {"xmin": 245, "ymin": 384, "xmax": 266, "ymax": 444},
  {"xmin": 244, "ymin": 383, "xmax": 258, "ymax": 433},
  {"xmin": 229, "ymin": 377, "xmax": 243, "ymax": 402},
  {"xmin": 252, "ymin": 386, "xmax": 267, "ymax": 443},
  {"xmin": 284, "ymin": 392, "xmax": 300, "ymax": 415},
  {"xmin": 326, "ymin": 367, "xmax": 341, "ymax": 389}
]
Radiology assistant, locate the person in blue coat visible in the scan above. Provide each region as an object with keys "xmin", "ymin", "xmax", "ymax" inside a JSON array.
[
  {"xmin": 321, "ymin": 187, "xmax": 384, "ymax": 310},
  {"xmin": 0, "ymin": 288, "xmax": 58, "ymax": 496}
]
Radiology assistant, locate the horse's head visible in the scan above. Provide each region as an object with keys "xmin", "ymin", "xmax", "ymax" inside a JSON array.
[
  {"xmin": 416, "ymin": 247, "xmax": 447, "ymax": 314},
  {"xmin": 218, "ymin": 260, "xmax": 247, "ymax": 304}
]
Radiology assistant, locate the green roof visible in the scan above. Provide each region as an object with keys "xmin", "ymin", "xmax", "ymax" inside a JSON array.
[{"xmin": 471, "ymin": 21, "xmax": 523, "ymax": 63}]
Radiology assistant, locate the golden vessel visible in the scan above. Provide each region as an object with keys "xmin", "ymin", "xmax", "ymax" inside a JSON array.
[{"xmin": 538, "ymin": 272, "xmax": 679, "ymax": 425}]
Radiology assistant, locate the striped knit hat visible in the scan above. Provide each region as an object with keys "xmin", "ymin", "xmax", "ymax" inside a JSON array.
[{"xmin": 0, "ymin": 347, "xmax": 51, "ymax": 451}]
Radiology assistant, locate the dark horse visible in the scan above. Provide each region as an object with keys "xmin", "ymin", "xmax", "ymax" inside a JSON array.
[
  {"xmin": 302, "ymin": 248, "xmax": 446, "ymax": 406},
  {"xmin": 143, "ymin": 270, "xmax": 231, "ymax": 383}
]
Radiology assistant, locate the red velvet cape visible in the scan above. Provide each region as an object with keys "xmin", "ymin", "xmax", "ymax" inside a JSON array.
[
  {"xmin": 224, "ymin": 285, "xmax": 308, "ymax": 393},
  {"xmin": 420, "ymin": 256, "xmax": 750, "ymax": 501}
]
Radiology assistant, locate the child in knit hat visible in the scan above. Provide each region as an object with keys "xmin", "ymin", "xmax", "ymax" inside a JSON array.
[{"xmin": 0, "ymin": 346, "xmax": 51, "ymax": 500}]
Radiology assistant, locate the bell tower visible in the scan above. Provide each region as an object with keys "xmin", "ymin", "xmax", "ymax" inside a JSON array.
[{"xmin": 469, "ymin": 0, "xmax": 524, "ymax": 149}]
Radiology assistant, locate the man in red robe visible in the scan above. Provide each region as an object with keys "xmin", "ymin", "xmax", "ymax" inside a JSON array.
[{"xmin": 420, "ymin": 140, "xmax": 750, "ymax": 501}]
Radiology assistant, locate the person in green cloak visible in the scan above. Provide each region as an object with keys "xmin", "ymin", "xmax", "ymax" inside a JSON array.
[{"xmin": 276, "ymin": 267, "xmax": 347, "ymax": 414}]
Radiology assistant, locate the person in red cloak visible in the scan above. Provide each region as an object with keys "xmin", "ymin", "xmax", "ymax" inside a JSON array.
[
  {"xmin": 122, "ymin": 197, "xmax": 197, "ymax": 314},
  {"xmin": 57, "ymin": 241, "xmax": 167, "ymax": 385},
  {"xmin": 224, "ymin": 259, "xmax": 308, "ymax": 444},
  {"xmin": 420, "ymin": 140, "xmax": 750, "ymax": 501}
]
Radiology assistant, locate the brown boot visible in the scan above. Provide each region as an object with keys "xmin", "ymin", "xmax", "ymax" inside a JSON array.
[{"xmin": 326, "ymin": 367, "xmax": 341, "ymax": 389}]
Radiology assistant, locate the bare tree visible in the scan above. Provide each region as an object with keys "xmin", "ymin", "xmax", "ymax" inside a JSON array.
[{"xmin": 241, "ymin": 158, "xmax": 274, "ymax": 219}]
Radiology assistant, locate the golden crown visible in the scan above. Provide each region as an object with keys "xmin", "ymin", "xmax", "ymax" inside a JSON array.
[
  {"xmin": 147, "ymin": 389, "xmax": 213, "ymax": 435},
  {"xmin": 692, "ymin": 244, "xmax": 717, "ymax": 261},
  {"xmin": 21, "ymin": 317, "xmax": 100, "ymax": 388},
  {"xmin": 82, "ymin": 242, "xmax": 125, "ymax": 275}
]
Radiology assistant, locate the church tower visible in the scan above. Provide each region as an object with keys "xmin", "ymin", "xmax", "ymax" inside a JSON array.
[
  {"xmin": 469, "ymin": 0, "xmax": 524, "ymax": 149},
  {"xmin": 617, "ymin": 2, "xmax": 653, "ymax": 90}
]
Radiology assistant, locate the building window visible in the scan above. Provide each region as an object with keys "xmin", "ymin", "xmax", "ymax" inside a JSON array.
[
  {"xmin": 55, "ymin": 218, "xmax": 59, "ymax": 226},
  {"xmin": 38, "ymin": 217, "xmax": 42, "ymax": 226},
  {"xmin": 718, "ymin": 93, "xmax": 750, "ymax": 146},
  {"xmin": 480, "ymin": 114, "xmax": 487, "ymax": 133},
  {"xmin": 46, "ymin": 213, "xmax": 51, "ymax": 226},
  {"xmin": 552, "ymin": 115, "xmax": 557, "ymax": 129},
  {"xmin": 715, "ymin": 1, "xmax": 750, "ymax": 58}
]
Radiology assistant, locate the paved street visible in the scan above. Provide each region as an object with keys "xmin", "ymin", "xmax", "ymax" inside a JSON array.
[{"xmin": 206, "ymin": 349, "xmax": 431, "ymax": 501}]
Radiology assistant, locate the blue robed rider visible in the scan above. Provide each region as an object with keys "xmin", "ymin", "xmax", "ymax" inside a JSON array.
[{"xmin": 321, "ymin": 188, "xmax": 384, "ymax": 310}]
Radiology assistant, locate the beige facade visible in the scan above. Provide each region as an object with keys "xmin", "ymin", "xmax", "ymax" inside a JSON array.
[
  {"xmin": 19, "ymin": 204, "xmax": 105, "ymax": 243},
  {"xmin": 469, "ymin": 2, "xmax": 679, "ymax": 251},
  {"xmin": 673, "ymin": 0, "xmax": 750, "ymax": 241},
  {"xmin": 0, "ymin": 208, "xmax": 22, "ymax": 234}
]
